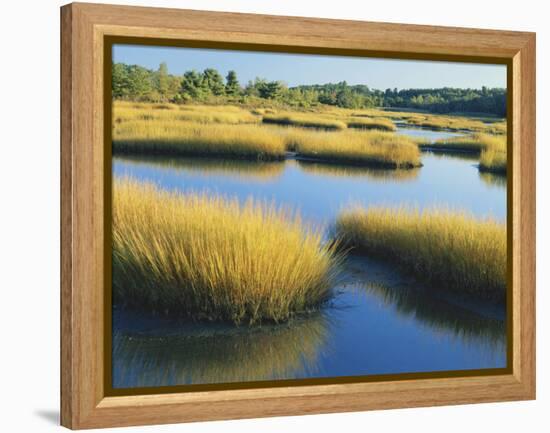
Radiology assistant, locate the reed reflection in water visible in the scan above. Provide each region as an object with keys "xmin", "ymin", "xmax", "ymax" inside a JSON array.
[
  {"xmin": 339, "ymin": 256, "xmax": 506, "ymax": 354},
  {"xmin": 361, "ymin": 282, "xmax": 506, "ymax": 351},
  {"xmin": 112, "ymin": 311, "xmax": 330, "ymax": 388},
  {"xmin": 296, "ymin": 159, "xmax": 420, "ymax": 182},
  {"xmin": 479, "ymin": 171, "xmax": 507, "ymax": 188},
  {"xmin": 113, "ymin": 155, "xmax": 285, "ymax": 182}
]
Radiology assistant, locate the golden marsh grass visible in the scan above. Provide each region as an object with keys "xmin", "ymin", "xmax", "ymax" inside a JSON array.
[
  {"xmin": 428, "ymin": 133, "xmax": 506, "ymax": 153},
  {"xmin": 286, "ymin": 129, "xmax": 422, "ymax": 168},
  {"xmin": 333, "ymin": 207, "xmax": 506, "ymax": 299},
  {"xmin": 429, "ymin": 133, "xmax": 507, "ymax": 174},
  {"xmin": 406, "ymin": 114, "xmax": 507, "ymax": 135},
  {"xmin": 113, "ymin": 101, "xmax": 422, "ymax": 167},
  {"xmin": 113, "ymin": 178, "xmax": 344, "ymax": 324},
  {"xmin": 262, "ymin": 113, "xmax": 347, "ymax": 130},
  {"xmin": 114, "ymin": 100, "xmax": 259, "ymax": 125},
  {"xmin": 113, "ymin": 121, "xmax": 287, "ymax": 160},
  {"xmin": 346, "ymin": 117, "xmax": 396, "ymax": 131},
  {"xmin": 479, "ymin": 148, "xmax": 507, "ymax": 174}
]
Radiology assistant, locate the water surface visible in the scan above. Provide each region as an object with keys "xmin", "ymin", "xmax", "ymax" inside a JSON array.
[
  {"xmin": 396, "ymin": 126, "xmax": 465, "ymax": 142},
  {"xmin": 112, "ymin": 126, "xmax": 507, "ymax": 388}
]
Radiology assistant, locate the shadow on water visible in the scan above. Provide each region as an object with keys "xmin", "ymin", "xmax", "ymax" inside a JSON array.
[
  {"xmin": 296, "ymin": 159, "xmax": 420, "ymax": 182},
  {"xmin": 337, "ymin": 256, "xmax": 506, "ymax": 350},
  {"xmin": 360, "ymin": 282, "xmax": 506, "ymax": 349},
  {"xmin": 479, "ymin": 171, "xmax": 507, "ymax": 188},
  {"xmin": 113, "ymin": 155, "xmax": 285, "ymax": 182},
  {"xmin": 112, "ymin": 311, "xmax": 330, "ymax": 388}
]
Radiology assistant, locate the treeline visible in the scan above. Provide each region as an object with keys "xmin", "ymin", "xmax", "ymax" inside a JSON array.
[
  {"xmin": 112, "ymin": 62, "xmax": 507, "ymax": 116},
  {"xmin": 298, "ymin": 84, "xmax": 507, "ymax": 116},
  {"xmin": 380, "ymin": 87, "xmax": 507, "ymax": 116}
]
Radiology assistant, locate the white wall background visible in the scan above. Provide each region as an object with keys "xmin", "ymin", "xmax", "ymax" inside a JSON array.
[{"xmin": 0, "ymin": 0, "xmax": 546, "ymax": 431}]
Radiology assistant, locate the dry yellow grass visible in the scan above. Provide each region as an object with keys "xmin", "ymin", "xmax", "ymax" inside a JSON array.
[
  {"xmin": 251, "ymin": 107, "xmax": 277, "ymax": 115},
  {"xmin": 346, "ymin": 117, "xmax": 396, "ymax": 131},
  {"xmin": 479, "ymin": 148, "xmax": 507, "ymax": 174},
  {"xmin": 428, "ymin": 133, "xmax": 506, "ymax": 153},
  {"xmin": 333, "ymin": 207, "xmax": 506, "ymax": 300},
  {"xmin": 114, "ymin": 100, "xmax": 259, "ymax": 125},
  {"xmin": 113, "ymin": 178, "xmax": 344, "ymax": 324},
  {"xmin": 406, "ymin": 114, "xmax": 507, "ymax": 135},
  {"xmin": 262, "ymin": 113, "xmax": 347, "ymax": 130},
  {"xmin": 428, "ymin": 133, "xmax": 507, "ymax": 174},
  {"xmin": 113, "ymin": 121, "xmax": 287, "ymax": 160},
  {"xmin": 113, "ymin": 101, "xmax": 422, "ymax": 167},
  {"xmin": 286, "ymin": 129, "xmax": 422, "ymax": 168}
]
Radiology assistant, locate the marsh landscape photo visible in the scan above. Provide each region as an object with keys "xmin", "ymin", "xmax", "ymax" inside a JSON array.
[{"xmin": 110, "ymin": 44, "xmax": 508, "ymax": 389}]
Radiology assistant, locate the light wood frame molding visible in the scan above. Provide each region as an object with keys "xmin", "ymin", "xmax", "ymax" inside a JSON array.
[{"xmin": 60, "ymin": 2, "xmax": 536, "ymax": 429}]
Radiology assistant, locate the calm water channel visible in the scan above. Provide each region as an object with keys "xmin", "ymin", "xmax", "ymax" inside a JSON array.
[{"xmin": 111, "ymin": 127, "xmax": 507, "ymax": 388}]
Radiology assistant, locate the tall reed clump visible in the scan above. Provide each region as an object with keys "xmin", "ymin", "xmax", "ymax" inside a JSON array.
[
  {"xmin": 287, "ymin": 129, "xmax": 422, "ymax": 168},
  {"xmin": 333, "ymin": 207, "xmax": 506, "ymax": 300},
  {"xmin": 113, "ymin": 178, "xmax": 344, "ymax": 324},
  {"xmin": 479, "ymin": 148, "xmax": 507, "ymax": 174},
  {"xmin": 430, "ymin": 133, "xmax": 507, "ymax": 174},
  {"xmin": 113, "ymin": 122, "xmax": 287, "ymax": 160},
  {"xmin": 262, "ymin": 114, "xmax": 347, "ymax": 130},
  {"xmin": 428, "ymin": 133, "xmax": 506, "ymax": 153},
  {"xmin": 346, "ymin": 117, "xmax": 396, "ymax": 132}
]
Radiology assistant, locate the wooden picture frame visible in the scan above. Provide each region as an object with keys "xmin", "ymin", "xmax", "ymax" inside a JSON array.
[{"xmin": 61, "ymin": 2, "xmax": 536, "ymax": 429}]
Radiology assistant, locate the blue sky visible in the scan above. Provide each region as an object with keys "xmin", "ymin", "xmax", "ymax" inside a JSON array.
[{"xmin": 113, "ymin": 44, "xmax": 506, "ymax": 90}]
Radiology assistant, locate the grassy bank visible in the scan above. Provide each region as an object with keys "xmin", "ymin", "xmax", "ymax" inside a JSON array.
[
  {"xmin": 426, "ymin": 133, "xmax": 507, "ymax": 174},
  {"xmin": 114, "ymin": 101, "xmax": 505, "ymax": 169},
  {"xmin": 406, "ymin": 114, "xmax": 507, "ymax": 135},
  {"xmin": 113, "ymin": 178, "xmax": 343, "ymax": 324},
  {"xmin": 426, "ymin": 133, "xmax": 506, "ymax": 153},
  {"xmin": 113, "ymin": 101, "xmax": 285, "ymax": 160},
  {"xmin": 262, "ymin": 113, "xmax": 347, "ymax": 130},
  {"xmin": 333, "ymin": 207, "xmax": 506, "ymax": 300},
  {"xmin": 479, "ymin": 148, "xmax": 507, "ymax": 174},
  {"xmin": 346, "ymin": 117, "xmax": 396, "ymax": 131},
  {"xmin": 114, "ymin": 100, "xmax": 260, "ymax": 125},
  {"xmin": 113, "ymin": 122, "xmax": 287, "ymax": 160},
  {"xmin": 287, "ymin": 129, "xmax": 422, "ymax": 168},
  {"xmin": 114, "ymin": 102, "xmax": 422, "ymax": 167}
]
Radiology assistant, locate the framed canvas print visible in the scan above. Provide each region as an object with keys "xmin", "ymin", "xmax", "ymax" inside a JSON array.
[{"xmin": 60, "ymin": 2, "xmax": 536, "ymax": 429}]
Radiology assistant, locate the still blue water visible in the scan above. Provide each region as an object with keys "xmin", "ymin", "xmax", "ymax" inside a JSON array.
[
  {"xmin": 113, "ymin": 154, "xmax": 505, "ymax": 223},
  {"xmin": 396, "ymin": 126, "xmax": 465, "ymax": 142},
  {"xmin": 112, "ymin": 128, "xmax": 507, "ymax": 388}
]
